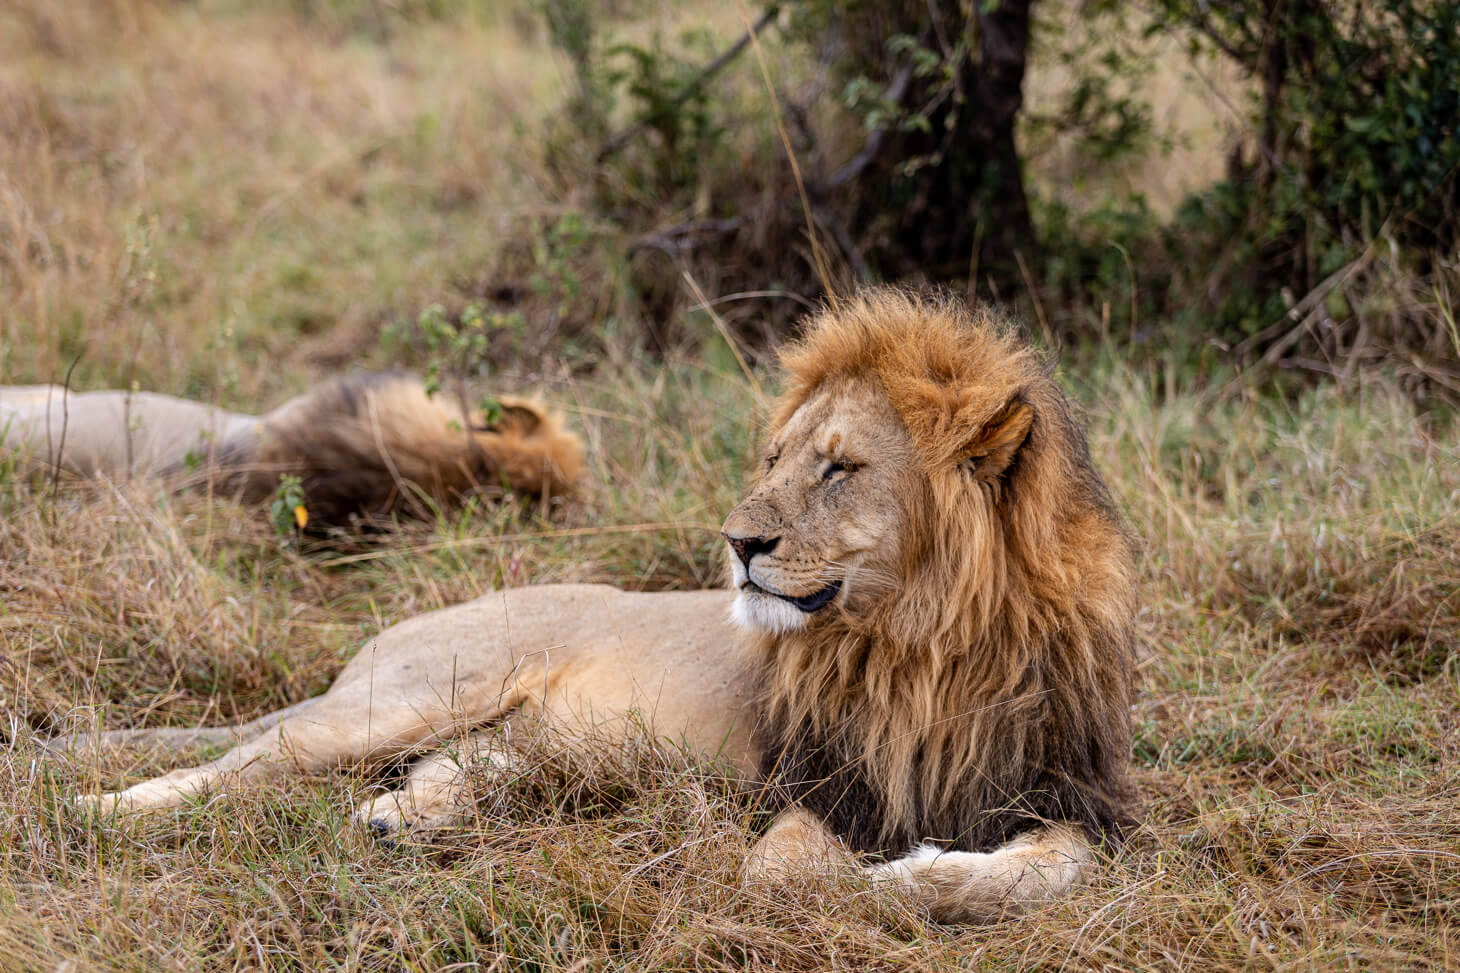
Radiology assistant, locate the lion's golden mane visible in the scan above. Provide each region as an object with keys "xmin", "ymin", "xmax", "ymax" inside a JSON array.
[{"xmin": 753, "ymin": 290, "xmax": 1137, "ymax": 855}]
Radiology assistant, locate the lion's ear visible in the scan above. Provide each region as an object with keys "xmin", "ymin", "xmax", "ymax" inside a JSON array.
[
  {"xmin": 961, "ymin": 396, "xmax": 1033, "ymax": 483},
  {"xmin": 473, "ymin": 401, "xmax": 545, "ymax": 435},
  {"xmin": 495, "ymin": 402, "xmax": 544, "ymax": 434}
]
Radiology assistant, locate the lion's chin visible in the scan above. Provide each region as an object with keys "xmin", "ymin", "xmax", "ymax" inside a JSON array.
[{"xmin": 729, "ymin": 588, "xmax": 811, "ymax": 635}]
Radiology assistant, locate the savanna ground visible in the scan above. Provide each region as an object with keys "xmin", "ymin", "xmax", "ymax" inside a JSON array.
[{"xmin": 1, "ymin": 1, "xmax": 1457, "ymax": 969}]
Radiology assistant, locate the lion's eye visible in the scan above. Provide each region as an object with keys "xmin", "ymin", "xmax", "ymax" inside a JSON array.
[
  {"xmin": 822, "ymin": 460, "xmax": 853, "ymax": 481},
  {"xmin": 764, "ymin": 453, "xmax": 780, "ymax": 471}
]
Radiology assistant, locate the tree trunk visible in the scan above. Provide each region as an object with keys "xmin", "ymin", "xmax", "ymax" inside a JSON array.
[
  {"xmin": 968, "ymin": 0, "xmax": 1036, "ymax": 264},
  {"xmin": 870, "ymin": 0, "xmax": 1037, "ymax": 283}
]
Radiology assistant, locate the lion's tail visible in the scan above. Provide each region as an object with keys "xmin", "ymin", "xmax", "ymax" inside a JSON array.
[{"xmin": 202, "ymin": 373, "xmax": 584, "ymax": 526}]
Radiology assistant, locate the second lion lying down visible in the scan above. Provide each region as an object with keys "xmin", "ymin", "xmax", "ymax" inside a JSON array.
[
  {"xmin": 64, "ymin": 290, "xmax": 1137, "ymax": 923},
  {"xmin": 0, "ymin": 374, "xmax": 583, "ymax": 525}
]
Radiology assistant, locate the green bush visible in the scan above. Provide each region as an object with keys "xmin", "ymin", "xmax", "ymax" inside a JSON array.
[{"xmin": 1156, "ymin": 0, "xmax": 1460, "ymax": 331}]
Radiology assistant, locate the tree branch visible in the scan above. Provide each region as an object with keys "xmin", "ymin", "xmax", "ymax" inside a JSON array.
[{"xmin": 815, "ymin": 63, "xmax": 915, "ymax": 194}]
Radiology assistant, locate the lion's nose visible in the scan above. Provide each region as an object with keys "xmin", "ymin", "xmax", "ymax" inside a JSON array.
[{"xmin": 723, "ymin": 531, "xmax": 779, "ymax": 569}]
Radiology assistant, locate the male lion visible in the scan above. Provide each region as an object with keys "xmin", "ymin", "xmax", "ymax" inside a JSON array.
[
  {"xmin": 62, "ymin": 290, "xmax": 1136, "ymax": 922},
  {"xmin": 0, "ymin": 373, "xmax": 583, "ymax": 524}
]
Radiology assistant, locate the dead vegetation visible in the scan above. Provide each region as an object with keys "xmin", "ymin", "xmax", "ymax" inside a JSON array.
[
  {"xmin": 1, "ymin": 1, "xmax": 1457, "ymax": 969},
  {"xmin": 3, "ymin": 349, "xmax": 1456, "ymax": 970}
]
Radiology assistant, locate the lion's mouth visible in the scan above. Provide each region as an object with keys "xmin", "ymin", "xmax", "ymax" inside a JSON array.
[{"xmin": 745, "ymin": 579, "xmax": 843, "ymax": 613}]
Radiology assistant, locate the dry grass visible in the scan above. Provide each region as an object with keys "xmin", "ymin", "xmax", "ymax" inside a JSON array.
[
  {"xmin": 5, "ymin": 333, "xmax": 1456, "ymax": 971},
  {"xmin": 2, "ymin": 2, "xmax": 1458, "ymax": 970},
  {"xmin": 0, "ymin": 0, "xmax": 569, "ymax": 397}
]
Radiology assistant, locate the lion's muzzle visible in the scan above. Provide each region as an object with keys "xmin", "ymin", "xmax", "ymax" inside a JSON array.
[
  {"xmin": 724, "ymin": 524, "xmax": 843, "ymax": 632},
  {"xmin": 723, "ymin": 527, "xmax": 840, "ymax": 612}
]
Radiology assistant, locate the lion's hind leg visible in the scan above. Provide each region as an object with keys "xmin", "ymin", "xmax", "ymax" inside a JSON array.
[
  {"xmin": 742, "ymin": 806, "xmax": 858, "ymax": 882},
  {"xmin": 47, "ymin": 700, "xmax": 316, "ymax": 761},
  {"xmin": 870, "ymin": 824, "xmax": 1092, "ymax": 922},
  {"xmin": 84, "ymin": 694, "xmax": 447, "ymax": 814},
  {"xmin": 355, "ymin": 729, "xmax": 517, "ymax": 838}
]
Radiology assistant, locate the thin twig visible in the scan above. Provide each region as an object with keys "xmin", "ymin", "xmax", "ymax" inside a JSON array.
[
  {"xmin": 1181, "ymin": 6, "xmax": 1248, "ymax": 64},
  {"xmin": 682, "ymin": 269, "xmax": 768, "ymax": 409},
  {"xmin": 48, "ymin": 352, "xmax": 82, "ymax": 505},
  {"xmin": 1013, "ymin": 248, "xmax": 1053, "ymax": 350},
  {"xmin": 628, "ymin": 218, "xmax": 742, "ymax": 258},
  {"xmin": 688, "ymin": 288, "xmax": 819, "ymax": 313},
  {"xmin": 816, "ymin": 64, "xmax": 914, "ymax": 194},
  {"xmin": 736, "ymin": 0, "xmax": 836, "ymax": 298}
]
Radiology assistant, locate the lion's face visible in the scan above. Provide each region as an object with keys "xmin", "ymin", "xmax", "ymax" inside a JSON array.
[{"xmin": 722, "ymin": 377, "xmax": 920, "ymax": 634}]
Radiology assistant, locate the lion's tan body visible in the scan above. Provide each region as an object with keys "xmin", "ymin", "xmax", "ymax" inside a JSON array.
[
  {"xmin": 61, "ymin": 290, "xmax": 1137, "ymax": 923},
  {"xmin": 78, "ymin": 586, "xmax": 760, "ymax": 817},
  {"xmin": 0, "ymin": 375, "xmax": 582, "ymax": 523},
  {"xmin": 0, "ymin": 385, "xmax": 253, "ymax": 479}
]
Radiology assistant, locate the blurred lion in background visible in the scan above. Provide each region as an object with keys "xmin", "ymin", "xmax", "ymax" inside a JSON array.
[{"xmin": 0, "ymin": 373, "xmax": 584, "ymax": 526}]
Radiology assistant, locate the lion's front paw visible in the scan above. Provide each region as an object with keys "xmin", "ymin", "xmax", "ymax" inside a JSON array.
[
  {"xmin": 354, "ymin": 788, "xmax": 472, "ymax": 841},
  {"xmin": 354, "ymin": 792, "xmax": 411, "ymax": 839},
  {"xmin": 867, "ymin": 844, "xmax": 943, "ymax": 887}
]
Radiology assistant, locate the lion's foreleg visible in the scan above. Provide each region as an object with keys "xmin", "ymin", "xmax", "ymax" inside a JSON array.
[
  {"xmin": 355, "ymin": 729, "xmax": 516, "ymax": 837},
  {"xmin": 742, "ymin": 806, "xmax": 858, "ymax": 883},
  {"xmin": 869, "ymin": 825, "xmax": 1092, "ymax": 922},
  {"xmin": 744, "ymin": 810, "xmax": 1090, "ymax": 921}
]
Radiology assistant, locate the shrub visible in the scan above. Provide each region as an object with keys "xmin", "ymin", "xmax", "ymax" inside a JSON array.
[{"xmin": 1154, "ymin": 0, "xmax": 1460, "ymax": 368}]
